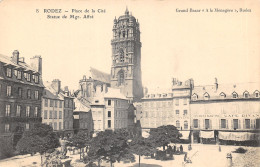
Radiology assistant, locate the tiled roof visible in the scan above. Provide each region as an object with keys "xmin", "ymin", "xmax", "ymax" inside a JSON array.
[
  {"xmin": 90, "ymin": 67, "xmax": 110, "ymax": 84},
  {"xmin": 192, "ymin": 82, "xmax": 260, "ymax": 100}
]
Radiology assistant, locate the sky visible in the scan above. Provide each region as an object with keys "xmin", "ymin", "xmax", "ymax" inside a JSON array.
[{"xmin": 0, "ymin": 0, "xmax": 259, "ymax": 92}]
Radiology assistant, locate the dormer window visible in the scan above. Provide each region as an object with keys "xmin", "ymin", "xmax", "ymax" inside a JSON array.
[
  {"xmin": 192, "ymin": 93, "xmax": 198, "ymax": 101},
  {"xmin": 203, "ymin": 92, "xmax": 210, "ymax": 100},
  {"xmin": 232, "ymin": 92, "xmax": 238, "ymax": 98},
  {"xmin": 27, "ymin": 73, "xmax": 31, "ymax": 82},
  {"xmin": 253, "ymin": 90, "xmax": 259, "ymax": 98},
  {"xmin": 220, "ymin": 92, "xmax": 226, "ymax": 98},
  {"xmin": 6, "ymin": 68, "xmax": 12, "ymax": 77},
  {"xmin": 243, "ymin": 91, "xmax": 249, "ymax": 98},
  {"xmin": 17, "ymin": 70, "xmax": 22, "ymax": 79},
  {"xmin": 34, "ymin": 75, "xmax": 39, "ymax": 83}
]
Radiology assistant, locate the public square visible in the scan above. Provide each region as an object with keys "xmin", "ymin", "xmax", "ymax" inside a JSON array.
[{"xmin": 0, "ymin": 144, "xmax": 259, "ymax": 167}]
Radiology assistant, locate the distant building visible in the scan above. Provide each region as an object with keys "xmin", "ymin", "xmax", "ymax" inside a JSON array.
[
  {"xmin": 190, "ymin": 79, "xmax": 260, "ymax": 144},
  {"xmin": 42, "ymin": 79, "xmax": 74, "ymax": 137},
  {"xmin": 0, "ymin": 50, "xmax": 44, "ymax": 144},
  {"xmin": 91, "ymin": 86, "xmax": 131, "ymax": 134},
  {"xmin": 79, "ymin": 67, "xmax": 110, "ymax": 100},
  {"xmin": 73, "ymin": 96, "xmax": 93, "ymax": 134},
  {"xmin": 140, "ymin": 78, "xmax": 193, "ymax": 140}
]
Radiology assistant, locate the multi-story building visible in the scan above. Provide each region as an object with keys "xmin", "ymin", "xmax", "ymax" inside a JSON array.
[
  {"xmin": 42, "ymin": 79, "xmax": 74, "ymax": 138},
  {"xmin": 0, "ymin": 50, "xmax": 44, "ymax": 144},
  {"xmin": 190, "ymin": 79, "xmax": 260, "ymax": 144},
  {"xmin": 91, "ymin": 86, "xmax": 130, "ymax": 135},
  {"xmin": 73, "ymin": 96, "xmax": 93, "ymax": 134},
  {"xmin": 140, "ymin": 78, "xmax": 193, "ymax": 140}
]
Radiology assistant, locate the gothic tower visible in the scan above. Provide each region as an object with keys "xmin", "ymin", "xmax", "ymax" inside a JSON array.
[{"xmin": 110, "ymin": 8, "xmax": 143, "ymax": 102}]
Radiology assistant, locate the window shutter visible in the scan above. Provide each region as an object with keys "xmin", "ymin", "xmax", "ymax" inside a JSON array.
[
  {"xmin": 238, "ymin": 119, "xmax": 241, "ymax": 129},
  {"xmin": 252, "ymin": 119, "xmax": 256, "ymax": 129},
  {"xmin": 203, "ymin": 119, "xmax": 205, "ymax": 129},
  {"xmin": 243, "ymin": 119, "xmax": 245, "ymax": 129},
  {"xmin": 209, "ymin": 119, "xmax": 212, "ymax": 129},
  {"xmin": 198, "ymin": 119, "xmax": 200, "ymax": 129},
  {"xmin": 231, "ymin": 119, "xmax": 233, "ymax": 129},
  {"xmin": 226, "ymin": 120, "xmax": 229, "ymax": 129},
  {"xmin": 219, "ymin": 119, "xmax": 221, "ymax": 129}
]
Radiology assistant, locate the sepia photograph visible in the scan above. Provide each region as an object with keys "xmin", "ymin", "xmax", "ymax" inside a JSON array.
[{"xmin": 0, "ymin": 0, "xmax": 259, "ymax": 166}]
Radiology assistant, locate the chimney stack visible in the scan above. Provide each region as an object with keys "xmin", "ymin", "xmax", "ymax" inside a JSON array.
[
  {"xmin": 51, "ymin": 79, "xmax": 61, "ymax": 94},
  {"xmin": 103, "ymin": 83, "xmax": 108, "ymax": 93},
  {"xmin": 214, "ymin": 78, "xmax": 218, "ymax": 91},
  {"xmin": 12, "ymin": 50, "xmax": 19, "ymax": 64},
  {"xmin": 30, "ymin": 56, "xmax": 42, "ymax": 74}
]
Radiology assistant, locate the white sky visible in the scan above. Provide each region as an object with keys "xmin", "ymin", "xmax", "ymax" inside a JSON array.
[{"xmin": 0, "ymin": 0, "xmax": 259, "ymax": 91}]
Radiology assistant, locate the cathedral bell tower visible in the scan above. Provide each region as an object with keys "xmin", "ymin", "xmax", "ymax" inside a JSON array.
[{"xmin": 110, "ymin": 8, "xmax": 143, "ymax": 102}]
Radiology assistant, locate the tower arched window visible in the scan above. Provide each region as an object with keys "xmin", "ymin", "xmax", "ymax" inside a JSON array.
[
  {"xmin": 119, "ymin": 49, "xmax": 124, "ymax": 62},
  {"xmin": 118, "ymin": 70, "xmax": 124, "ymax": 86}
]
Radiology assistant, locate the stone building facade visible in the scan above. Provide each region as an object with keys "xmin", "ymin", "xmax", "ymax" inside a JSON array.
[
  {"xmin": 0, "ymin": 50, "xmax": 44, "ymax": 144},
  {"xmin": 73, "ymin": 96, "xmax": 93, "ymax": 134},
  {"xmin": 190, "ymin": 80, "xmax": 260, "ymax": 144},
  {"xmin": 110, "ymin": 8, "xmax": 143, "ymax": 102},
  {"xmin": 139, "ymin": 78, "xmax": 260, "ymax": 144},
  {"xmin": 42, "ymin": 79, "xmax": 74, "ymax": 137},
  {"xmin": 140, "ymin": 78, "xmax": 193, "ymax": 140},
  {"xmin": 90, "ymin": 86, "xmax": 130, "ymax": 135}
]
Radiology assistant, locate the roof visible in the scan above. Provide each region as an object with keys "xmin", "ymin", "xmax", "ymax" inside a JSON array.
[
  {"xmin": 0, "ymin": 54, "xmax": 44, "ymax": 87},
  {"xmin": 104, "ymin": 87, "xmax": 128, "ymax": 100},
  {"xmin": 43, "ymin": 81, "xmax": 63, "ymax": 100},
  {"xmin": 90, "ymin": 67, "xmax": 110, "ymax": 84},
  {"xmin": 74, "ymin": 98, "xmax": 91, "ymax": 112},
  {"xmin": 0, "ymin": 54, "xmax": 38, "ymax": 73},
  {"xmin": 192, "ymin": 82, "xmax": 260, "ymax": 100}
]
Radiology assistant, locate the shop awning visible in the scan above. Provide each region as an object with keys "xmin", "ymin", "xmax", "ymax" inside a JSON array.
[
  {"xmin": 200, "ymin": 131, "xmax": 214, "ymax": 139},
  {"xmin": 180, "ymin": 131, "xmax": 190, "ymax": 140},
  {"xmin": 218, "ymin": 132, "xmax": 260, "ymax": 141}
]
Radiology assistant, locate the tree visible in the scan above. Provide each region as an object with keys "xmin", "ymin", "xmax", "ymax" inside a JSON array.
[
  {"xmin": 86, "ymin": 130, "xmax": 134, "ymax": 167},
  {"xmin": 69, "ymin": 130, "xmax": 91, "ymax": 160},
  {"xmin": 0, "ymin": 138, "xmax": 14, "ymax": 159},
  {"xmin": 130, "ymin": 136, "xmax": 156, "ymax": 167},
  {"xmin": 16, "ymin": 123, "xmax": 60, "ymax": 165},
  {"xmin": 148, "ymin": 125, "xmax": 181, "ymax": 150}
]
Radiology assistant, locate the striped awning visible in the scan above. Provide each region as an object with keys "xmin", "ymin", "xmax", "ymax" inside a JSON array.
[
  {"xmin": 200, "ymin": 131, "xmax": 214, "ymax": 139},
  {"xmin": 218, "ymin": 131, "xmax": 260, "ymax": 141}
]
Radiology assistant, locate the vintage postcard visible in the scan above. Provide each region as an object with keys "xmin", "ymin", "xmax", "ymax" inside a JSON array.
[{"xmin": 0, "ymin": 0, "xmax": 259, "ymax": 167}]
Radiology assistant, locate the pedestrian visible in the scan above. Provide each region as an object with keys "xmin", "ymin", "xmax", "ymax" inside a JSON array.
[
  {"xmin": 173, "ymin": 145, "xmax": 176, "ymax": 153},
  {"xmin": 184, "ymin": 153, "xmax": 187, "ymax": 162},
  {"xmin": 180, "ymin": 145, "xmax": 183, "ymax": 153}
]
